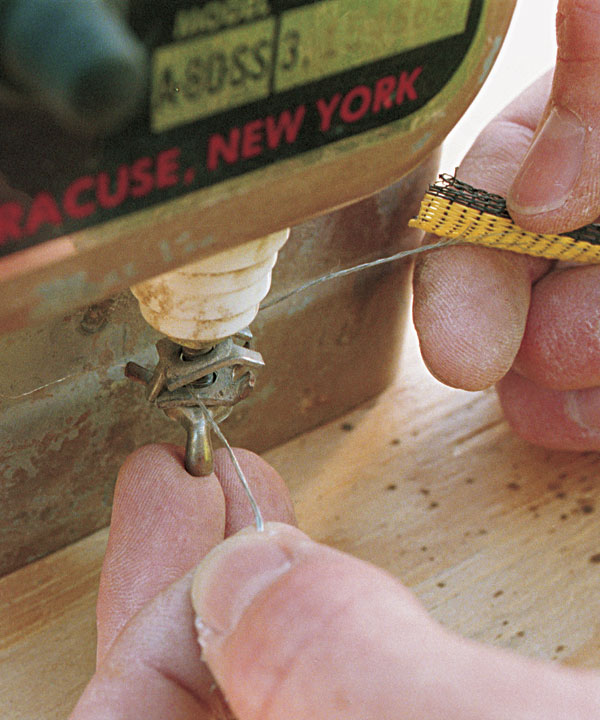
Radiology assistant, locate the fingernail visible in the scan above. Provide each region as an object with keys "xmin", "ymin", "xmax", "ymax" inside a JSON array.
[
  {"xmin": 191, "ymin": 525, "xmax": 294, "ymax": 648},
  {"xmin": 566, "ymin": 389, "xmax": 600, "ymax": 433},
  {"xmin": 508, "ymin": 107, "xmax": 586, "ymax": 215}
]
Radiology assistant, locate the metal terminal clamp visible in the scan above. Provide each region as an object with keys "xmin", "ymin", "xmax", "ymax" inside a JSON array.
[{"xmin": 125, "ymin": 329, "xmax": 264, "ymax": 476}]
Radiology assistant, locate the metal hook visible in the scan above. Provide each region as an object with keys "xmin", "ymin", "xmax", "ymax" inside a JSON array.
[{"xmin": 165, "ymin": 405, "xmax": 214, "ymax": 476}]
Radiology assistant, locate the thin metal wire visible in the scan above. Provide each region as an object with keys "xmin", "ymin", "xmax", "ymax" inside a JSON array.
[
  {"xmin": 4, "ymin": 237, "xmax": 456, "ymax": 401},
  {"xmin": 195, "ymin": 398, "xmax": 265, "ymax": 533},
  {"xmin": 0, "ymin": 369, "xmax": 93, "ymax": 400},
  {"xmin": 259, "ymin": 237, "xmax": 454, "ymax": 311}
]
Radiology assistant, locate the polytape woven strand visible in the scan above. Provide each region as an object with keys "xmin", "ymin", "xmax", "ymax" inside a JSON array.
[{"xmin": 408, "ymin": 175, "xmax": 600, "ymax": 263}]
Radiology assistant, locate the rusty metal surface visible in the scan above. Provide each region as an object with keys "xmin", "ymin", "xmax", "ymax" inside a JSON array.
[
  {"xmin": 0, "ymin": 1, "xmax": 519, "ymax": 335},
  {"xmin": 0, "ymin": 150, "xmax": 438, "ymax": 576}
]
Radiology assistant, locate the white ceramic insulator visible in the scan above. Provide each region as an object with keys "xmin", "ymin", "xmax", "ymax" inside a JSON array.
[{"xmin": 131, "ymin": 229, "xmax": 290, "ymax": 346}]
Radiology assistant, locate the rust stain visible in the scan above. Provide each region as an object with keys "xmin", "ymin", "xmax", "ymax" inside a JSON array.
[{"xmin": 0, "ymin": 157, "xmax": 436, "ymax": 575}]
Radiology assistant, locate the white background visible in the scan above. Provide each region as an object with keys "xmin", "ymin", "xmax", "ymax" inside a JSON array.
[{"xmin": 441, "ymin": 0, "xmax": 559, "ymax": 171}]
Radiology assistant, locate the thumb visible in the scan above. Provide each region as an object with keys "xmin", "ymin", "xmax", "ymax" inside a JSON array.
[
  {"xmin": 192, "ymin": 523, "xmax": 600, "ymax": 720},
  {"xmin": 508, "ymin": 0, "xmax": 600, "ymax": 232}
]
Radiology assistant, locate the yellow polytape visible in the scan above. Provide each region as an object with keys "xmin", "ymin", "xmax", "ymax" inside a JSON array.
[{"xmin": 408, "ymin": 193, "xmax": 600, "ymax": 263}]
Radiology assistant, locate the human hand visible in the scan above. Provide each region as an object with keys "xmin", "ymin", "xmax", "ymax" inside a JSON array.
[
  {"xmin": 70, "ymin": 444, "xmax": 600, "ymax": 719},
  {"xmin": 413, "ymin": 0, "xmax": 600, "ymax": 450}
]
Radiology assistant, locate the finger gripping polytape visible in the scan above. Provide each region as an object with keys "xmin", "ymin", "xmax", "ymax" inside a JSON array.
[{"xmin": 408, "ymin": 174, "xmax": 600, "ymax": 263}]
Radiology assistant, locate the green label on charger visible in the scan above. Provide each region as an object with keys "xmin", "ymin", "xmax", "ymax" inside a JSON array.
[
  {"xmin": 0, "ymin": 0, "xmax": 483, "ymax": 258},
  {"xmin": 152, "ymin": 0, "xmax": 471, "ymax": 131}
]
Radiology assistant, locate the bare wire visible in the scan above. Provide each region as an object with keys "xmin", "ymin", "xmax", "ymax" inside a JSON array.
[
  {"xmin": 4, "ymin": 237, "xmax": 458, "ymax": 401},
  {"xmin": 0, "ymin": 370, "xmax": 92, "ymax": 400},
  {"xmin": 259, "ymin": 237, "xmax": 455, "ymax": 311},
  {"xmin": 196, "ymin": 399, "xmax": 265, "ymax": 533}
]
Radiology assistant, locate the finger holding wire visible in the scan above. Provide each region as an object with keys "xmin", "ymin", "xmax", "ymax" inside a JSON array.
[{"xmin": 413, "ymin": 72, "xmax": 554, "ymax": 392}]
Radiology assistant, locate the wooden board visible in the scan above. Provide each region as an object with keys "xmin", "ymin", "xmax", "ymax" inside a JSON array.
[{"xmin": 2, "ymin": 321, "xmax": 600, "ymax": 719}]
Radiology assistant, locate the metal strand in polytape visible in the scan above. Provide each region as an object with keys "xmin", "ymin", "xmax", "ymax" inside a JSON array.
[{"xmin": 408, "ymin": 175, "xmax": 600, "ymax": 263}]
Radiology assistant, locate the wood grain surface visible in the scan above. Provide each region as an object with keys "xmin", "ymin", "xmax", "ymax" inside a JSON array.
[{"xmin": 2, "ymin": 321, "xmax": 600, "ymax": 720}]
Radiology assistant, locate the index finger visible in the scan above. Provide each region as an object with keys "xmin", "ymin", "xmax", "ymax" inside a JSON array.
[{"xmin": 413, "ymin": 74, "xmax": 551, "ymax": 391}]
